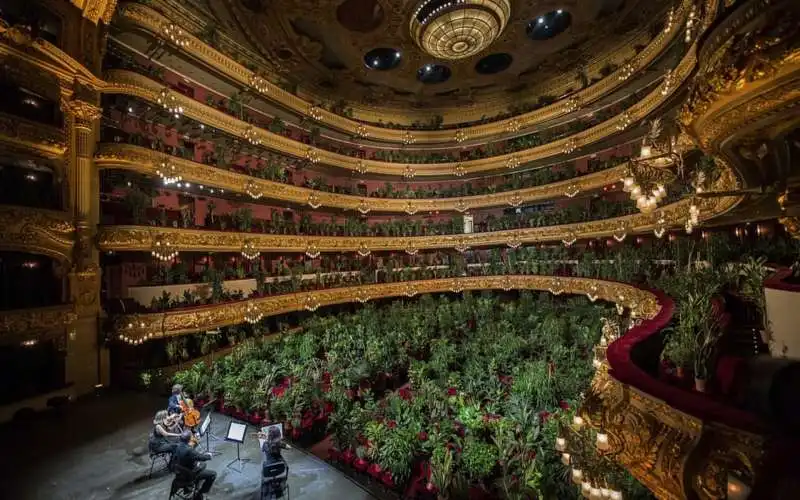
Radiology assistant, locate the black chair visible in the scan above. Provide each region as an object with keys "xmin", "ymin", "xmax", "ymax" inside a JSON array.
[
  {"xmin": 148, "ymin": 450, "xmax": 172, "ymax": 479},
  {"xmin": 261, "ymin": 460, "xmax": 290, "ymax": 499},
  {"xmin": 169, "ymin": 464, "xmax": 199, "ymax": 499}
]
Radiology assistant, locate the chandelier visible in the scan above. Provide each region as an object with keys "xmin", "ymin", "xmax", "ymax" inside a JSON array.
[
  {"xmin": 355, "ymin": 123, "xmax": 368, "ymax": 139},
  {"xmin": 665, "ymin": 7, "xmax": 675, "ymax": 33},
  {"xmin": 454, "ymin": 199, "xmax": 469, "ymax": 213},
  {"xmin": 307, "ymin": 193, "xmax": 322, "ymax": 209},
  {"xmin": 508, "ymin": 193, "xmax": 523, "ymax": 207},
  {"xmin": 357, "ymin": 199, "xmax": 371, "ymax": 215},
  {"xmin": 618, "ymin": 61, "xmax": 635, "ymax": 81},
  {"xmin": 241, "ymin": 240, "xmax": 260, "ymax": 260},
  {"xmin": 306, "ymin": 148, "xmax": 321, "ymax": 164},
  {"xmin": 402, "ymin": 131, "xmax": 416, "ymax": 145},
  {"xmin": 403, "ymin": 165, "xmax": 417, "ymax": 179},
  {"xmin": 450, "ymin": 278, "xmax": 464, "ymax": 293},
  {"xmin": 562, "ymin": 231, "xmax": 577, "ymax": 247},
  {"xmin": 586, "ymin": 283, "xmax": 599, "ymax": 302},
  {"xmin": 151, "ymin": 237, "xmax": 178, "ymax": 262},
  {"xmin": 356, "ymin": 160, "xmax": 368, "ymax": 175},
  {"xmin": 685, "ymin": 3, "xmax": 698, "ymax": 43},
  {"xmin": 305, "ymin": 244, "xmax": 320, "ymax": 259},
  {"xmin": 243, "ymin": 300, "xmax": 264, "ymax": 324},
  {"xmin": 564, "ymin": 183, "xmax": 580, "ymax": 198},
  {"xmin": 357, "ymin": 242, "xmax": 371, "ymax": 257},
  {"xmin": 249, "ymin": 74, "xmax": 269, "ymax": 94},
  {"xmin": 454, "ymin": 239, "xmax": 470, "ymax": 253},
  {"xmin": 304, "ymin": 295, "xmax": 320, "ymax": 312},
  {"xmin": 562, "ymin": 138, "xmax": 578, "ymax": 155},
  {"xmin": 156, "ymin": 160, "xmax": 182, "ymax": 185},
  {"xmin": 356, "ymin": 288, "xmax": 371, "ymax": 304},
  {"xmin": 454, "ymin": 129, "xmax": 467, "ymax": 143},
  {"xmin": 617, "ymin": 111, "xmax": 632, "ymax": 131},
  {"xmin": 243, "ymin": 126, "xmax": 262, "ymax": 146},
  {"xmin": 405, "ymin": 243, "xmax": 419, "ymax": 255},
  {"xmin": 506, "ymin": 155, "xmax": 521, "ymax": 169},
  {"xmin": 410, "ymin": 0, "xmax": 511, "ymax": 60},
  {"xmin": 245, "ymin": 180, "xmax": 263, "ymax": 199},
  {"xmin": 502, "ymin": 276, "xmax": 513, "ymax": 291},
  {"xmin": 622, "ymin": 119, "xmax": 680, "ymax": 214},
  {"xmin": 563, "ymin": 96, "xmax": 580, "ymax": 114},
  {"xmin": 157, "ymin": 88, "xmax": 183, "ymax": 118},
  {"xmin": 506, "ymin": 118, "xmax": 522, "ymax": 133},
  {"xmin": 452, "ymin": 163, "xmax": 466, "ymax": 177},
  {"xmin": 506, "ymin": 233, "xmax": 522, "ymax": 249},
  {"xmin": 548, "ymin": 277, "xmax": 565, "ymax": 296},
  {"xmin": 308, "ymin": 105, "xmax": 322, "ymax": 121},
  {"xmin": 686, "ymin": 202, "xmax": 700, "ymax": 234},
  {"xmin": 405, "ymin": 283, "xmax": 419, "ymax": 297},
  {"xmin": 612, "ymin": 223, "xmax": 628, "ymax": 242},
  {"xmin": 653, "ymin": 212, "xmax": 667, "ymax": 238},
  {"xmin": 661, "ymin": 69, "xmax": 674, "ymax": 96},
  {"xmin": 405, "ymin": 202, "xmax": 418, "ymax": 215},
  {"xmin": 162, "ymin": 23, "xmax": 190, "ymax": 48}
]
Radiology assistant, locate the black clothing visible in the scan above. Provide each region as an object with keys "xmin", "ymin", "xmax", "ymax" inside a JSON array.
[
  {"xmin": 174, "ymin": 442, "xmax": 216, "ymax": 495},
  {"xmin": 149, "ymin": 427, "xmax": 177, "ymax": 455},
  {"xmin": 261, "ymin": 441, "xmax": 283, "ymax": 466},
  {"xmin": 168, "ymin": 394, "xmax": 182, "ymax": 415}
]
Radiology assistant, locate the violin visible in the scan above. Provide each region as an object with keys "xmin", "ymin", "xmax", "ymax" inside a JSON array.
[{"xmin": 179, "ymin": 396, "xmax": 202, "ymax": 430}]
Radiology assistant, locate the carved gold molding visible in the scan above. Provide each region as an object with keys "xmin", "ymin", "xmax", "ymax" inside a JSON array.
[
  {"xmin": 0, "ymin": 305, "xmax": 77, "ymax": 344},
  {"xmin": 96, "ymin": 164, "xmax": 740, "ymax": 254},
  {"xmin": 0, "ymin": 205, "xmax": 75, "ymax": 263},
  {"xmin": 0, "ymin": 112, "xmax": 66, "ymax": 158},
  {"xmin": 113, "ymin": 275, "xmax": 660, "ymax": 340},
  {"xmin": 585, "ymin": 367, "xmax": 764, "ymax": 500},
  {"xmin": 103, "ymin": 45, "xmax": 696, "ymax": 177},
  {"xmin": 115, "ymin": 1, "xmax": 690, "ymax": 142},
  {"xmin": 95, "ymin": 143, "xmax": 629, "ymax": 213},
  {"xmin": 680, "ymin": 0, "xmax": 800, "ymax": 150},
  {"xmin": 71, "ymin": 0, "xmax": 119, "ymax": 24}
]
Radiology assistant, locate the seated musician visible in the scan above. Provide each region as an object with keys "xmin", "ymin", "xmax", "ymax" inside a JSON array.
[
  {"xmin": 182, "ymin": 398, "xmax": 201, "ymax": 433},
  {"xmin": 149, "ymin": 410, "xmax": 181, "ymax": 455},
  {"xmin": 168, "ymin": 384, "xmax": 184, "ymax": 415},
  {"xmin": 259, "ymin": 427, "xmax": 287, "ymax": 468},
  {"xmin": 174, "ymin": 430, "xmax": 216, "ymax": 500}
]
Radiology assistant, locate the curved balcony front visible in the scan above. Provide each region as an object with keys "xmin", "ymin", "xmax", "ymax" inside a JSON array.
[
  {"xmin": 114, "ymin": 1, "xmax": 694, "ymax": 142},
  {"xmin": 102, "ymin": 43, "xmax": 696, "ymax": 178},
  {"xmin": 0, "ymin": 205, "xmax": 75, "ymax": 265},
  {"xmin": 95, "ymin": 143, "xmax": 628, "ymax": 213}
]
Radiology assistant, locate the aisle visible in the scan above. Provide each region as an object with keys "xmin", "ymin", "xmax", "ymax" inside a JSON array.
[{"xmin": 0, "ymin": 392, "xmax": 374, "ymax": 500}]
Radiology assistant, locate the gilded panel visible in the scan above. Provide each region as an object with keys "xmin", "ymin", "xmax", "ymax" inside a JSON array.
[
  {"xmin": 95, "ymin": 143, "xmax": 628, "ymax": 213},
  {"xmin": 0, "ymin": 206, "xmax": 75, "ymax": 264},
  {"xmin": 0, "ymin": 305, "xmax": 77, "ymax": 344},
  {"xmin": 113, "ymin": 275, "xmax": 660, "ymax": 340}
]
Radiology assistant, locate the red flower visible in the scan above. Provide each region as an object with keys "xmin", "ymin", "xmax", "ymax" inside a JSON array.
[
  {"xmin": 425, "ymin": 482, "xmax": 437, "ymax": 493},
  {"xmin": 387, "ymin": 420, "xmax": 397, "ymax": 429},
  {"xmin": 558, "ymin": 400, "xmax": 570, "ymax": 410},
  {"xmin": 398, "ymin": 388, "xmax": 413, "ymax": 400},
  {"xmin": 447, "ymin": 387, "xmax": 457, "ymax": 396},
  {"xmin": 271, "ymin": 386, "xmax": 286, "ymax": 397},
  {"xmin": 340, "ymin": 448, "xmax": 355, "ymax": 465},
  {"xmin": 381, "ymin": 471, "xmax": 395, "ymax": 487},
  {"xmin": 418, "ymin": 431, "xmax": 428, "ymax": 441},
  {"xmin": 367, "ymin": 463, "xmax": 382, "ymax": 478},
  {"xmin": 539, "ymin": 411, "xmax": 551, "ymax": 423},
  {"xmin": 353, "ymin": 457, "xmax": 368, "ymax": 472},
  {"xmin": 323, "ymin": 401, "xmax": 334, "ymax": 414}
]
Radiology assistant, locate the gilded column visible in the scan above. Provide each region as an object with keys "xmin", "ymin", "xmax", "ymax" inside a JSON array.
[{"xmin": 61, "ymin": 96, "xmax": 108, "ymax": 391}]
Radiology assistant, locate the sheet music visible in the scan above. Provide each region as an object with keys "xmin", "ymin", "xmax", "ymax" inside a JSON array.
[{"xmin": 226, "ymin": 421, "xmax": 247, "ymax": 443}]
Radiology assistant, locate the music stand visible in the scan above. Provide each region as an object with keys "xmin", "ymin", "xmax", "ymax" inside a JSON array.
[
  {"xmin": 198, "ymin": 411, "xmax": 221, "ymax": 456},
  {"xmin": 225, "ymin": 421, "xmax": 249, "ymax": 472}
]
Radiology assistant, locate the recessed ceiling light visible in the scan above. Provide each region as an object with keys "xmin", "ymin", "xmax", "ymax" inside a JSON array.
[{"xmin": 538, "ymin": 17, "xmax": 544, "ymax": 24}]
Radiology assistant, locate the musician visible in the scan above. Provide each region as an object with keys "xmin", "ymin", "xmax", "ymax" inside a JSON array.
[
  {"xmin": 259, "ymin": 427, "xmax": 286, "ymax": 467},
  {"xmin": 182, "ymin": 398, "xmax": 201, "ymax": 432},
  {"xmin": 150, "ymin": 410, "xmax": 180, "ymax": 455},
  {"xmin": 168, "ymin": 384, "xmax": 184, "ymax": 415},
  {"xmin": 174, "ymin": 430, "xmax": 216, "ymax": 500}
]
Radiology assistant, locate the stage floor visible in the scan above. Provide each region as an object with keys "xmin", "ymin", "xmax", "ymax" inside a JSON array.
[{"xmin": 0, "ymin": 391, "xmax": 375, "ymax": 500}]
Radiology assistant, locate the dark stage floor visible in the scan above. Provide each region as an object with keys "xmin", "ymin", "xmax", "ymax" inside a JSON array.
[{"xmin": 0, "ymin": 391, "xmax": 375, "ymax": 500}]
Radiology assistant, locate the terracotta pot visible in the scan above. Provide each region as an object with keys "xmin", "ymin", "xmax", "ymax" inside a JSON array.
[
  {"xmin": 695, "ymin": 377, "xmax": 707, "ymax": 393},
  {"xmin": 676, "ymin": 367, "xmax": 685, "ymax": 379}
]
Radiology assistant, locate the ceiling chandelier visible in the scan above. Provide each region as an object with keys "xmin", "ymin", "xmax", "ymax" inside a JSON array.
[
  {"xmin": 506, "ymin": 118, "xmax": 522, "ymax": 133},
  {"xmin": 162, "ymin": 23, "xmax": 190, "ymax": 48},
  {"xmin": 245, "ymin": 180, "xmax": 263, "ymax": 199},
  {"xmin": 403, "ymin": 165, "xmax": 417, "ymax": 179},
  {"xmin": 356, "ymin": 160, "xmax": 368, "ymax": 175},
  {"xmin": 621, "ymin": 119, "xmax": 681, "ymax": 214},
  {"xmin": 357, "ymin": 199, "xmax": 371, "ymax": 215},
  {"xmin": 410, "ymin": 0, "xmax": 511, "ymax": 60},
  {"xmin": 156, "ymin": 160, "xmax": 182, "ymax": 185},
  {"xmin": 151, "ymin": 237, "xmax": 178, "ymax": 262},
  {"xmin": 452, "ymin": 163, "xmax": 466, "ymax": 177},
  {"xmin": 402, "ymin": 131, "xmax": 416, "ymax": 145},
  {"xmin": 249, "ymin": 74, "xmax": 269, "ymax": 94},
  {"xmin": 243, "ymin": 126, "xmax": 262, "ymax": 146}
]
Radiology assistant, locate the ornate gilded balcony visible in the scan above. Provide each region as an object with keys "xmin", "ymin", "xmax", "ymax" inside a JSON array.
[
  {"xmin": 0, "ymin": 304, "xmax": 77, "ymax": 345},
  {"xmin": 115, "ymin": 1, "xmax": 696, "ymax": 141},
  {"xmin": 0, "ymin": 205, "xmax": 75, "ymax": 264},
  {"xmin": 0, "ymin": 111, "xmax": 66, "ymax": 159},
  {"xmin": 103, "ymin": 46, "xmax": 696, "ymax": 177},
  {"xmin": 111, "ymin": 275, "xmax": 659, "ymax": 340},
  {"xmin": 95, "ymin": 143, "xmax": 628, "ymax": 213}
]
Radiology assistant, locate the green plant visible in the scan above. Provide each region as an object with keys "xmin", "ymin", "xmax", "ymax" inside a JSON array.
[{"xmin": 459, "ymin": 437, "xmax": 498, "ymax": 481}]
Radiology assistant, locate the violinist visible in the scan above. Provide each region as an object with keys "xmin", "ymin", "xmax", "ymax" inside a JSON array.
[{"xmin": 149, "ymin": 410, "xmax": 180, "ymax": 456}]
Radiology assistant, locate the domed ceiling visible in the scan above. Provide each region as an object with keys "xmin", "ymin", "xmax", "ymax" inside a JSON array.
[{"xmin": 202, "ymin": 0, "xmax": 671, "ymax": 112}]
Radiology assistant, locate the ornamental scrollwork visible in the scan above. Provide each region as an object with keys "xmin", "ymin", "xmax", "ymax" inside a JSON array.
[
  {"xmin": 95, "ymin": 143, "xmax": 627, "ymax": 213},
  {"xmin": 112, "ymin": 275, "xmax": 659, "ymax": 340},
  {"xmin": 0, "ymin": 305, "xmax": 77, "ymax": 342},
  {"xmin": 0, "ymin": 205, "xmax": 75, "ymax": 264}
]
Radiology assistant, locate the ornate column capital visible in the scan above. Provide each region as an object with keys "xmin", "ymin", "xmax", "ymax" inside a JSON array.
[{"xmin": 61, "ymin": 99, "xmax": 102, "ymax": 129}]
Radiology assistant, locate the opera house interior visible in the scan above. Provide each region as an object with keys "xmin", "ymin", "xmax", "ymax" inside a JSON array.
[{"xmin": 0, "ymin": 0, "xmax": 799, "ymax": 498}]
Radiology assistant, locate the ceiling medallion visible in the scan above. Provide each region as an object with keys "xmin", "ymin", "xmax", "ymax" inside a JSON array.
[{"xmin": 410, "ymin": 0, "xmax": 512, "ymax": 60}]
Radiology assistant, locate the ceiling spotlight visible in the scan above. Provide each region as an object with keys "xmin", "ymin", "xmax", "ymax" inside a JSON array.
[
  {"xmin": 538, "ymin": 17, "xmax": 544, "ymax": 24},
  {"xmin": 557, "ymin": 9, "xmax": 563, "ymax": 14}
]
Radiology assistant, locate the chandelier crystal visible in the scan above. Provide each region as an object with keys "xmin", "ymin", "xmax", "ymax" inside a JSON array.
[
  {"xmin": 244, "ymin": 300, "xmax": 264, "ymax": 324},
  {"xmin": 157, "ymin": 88, "xmax": 183, "ymax": 118},
  {"xmin": 162, "ymin": 23, "xmax": 190, "ymax": 48},
  {"xmin": 156, "ymin": 161, "xmax": 182, "ymax": 185},
  {"xmin": 241, "ymin": 240, "xmax": 260, "ymax": 260},
  {"xmin": 151, "ymin": 238, "xmax": 178, "ymax": 262},
  {"xmin": 410, "ymin": 0, "xmax": 512, "ymax": 60}
]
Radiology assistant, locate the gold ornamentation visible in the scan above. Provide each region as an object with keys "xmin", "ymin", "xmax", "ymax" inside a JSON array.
[
  {"xmin": 0, "ymin": 206, "xmax": 74, "ymax": 263},
  {"xmin": 0, "ymin": 305, "xmax": 77, "ymax": 341},
  {"xmin": 112, "ymin": 276, "xmax": 660, "ymax": 340}
]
